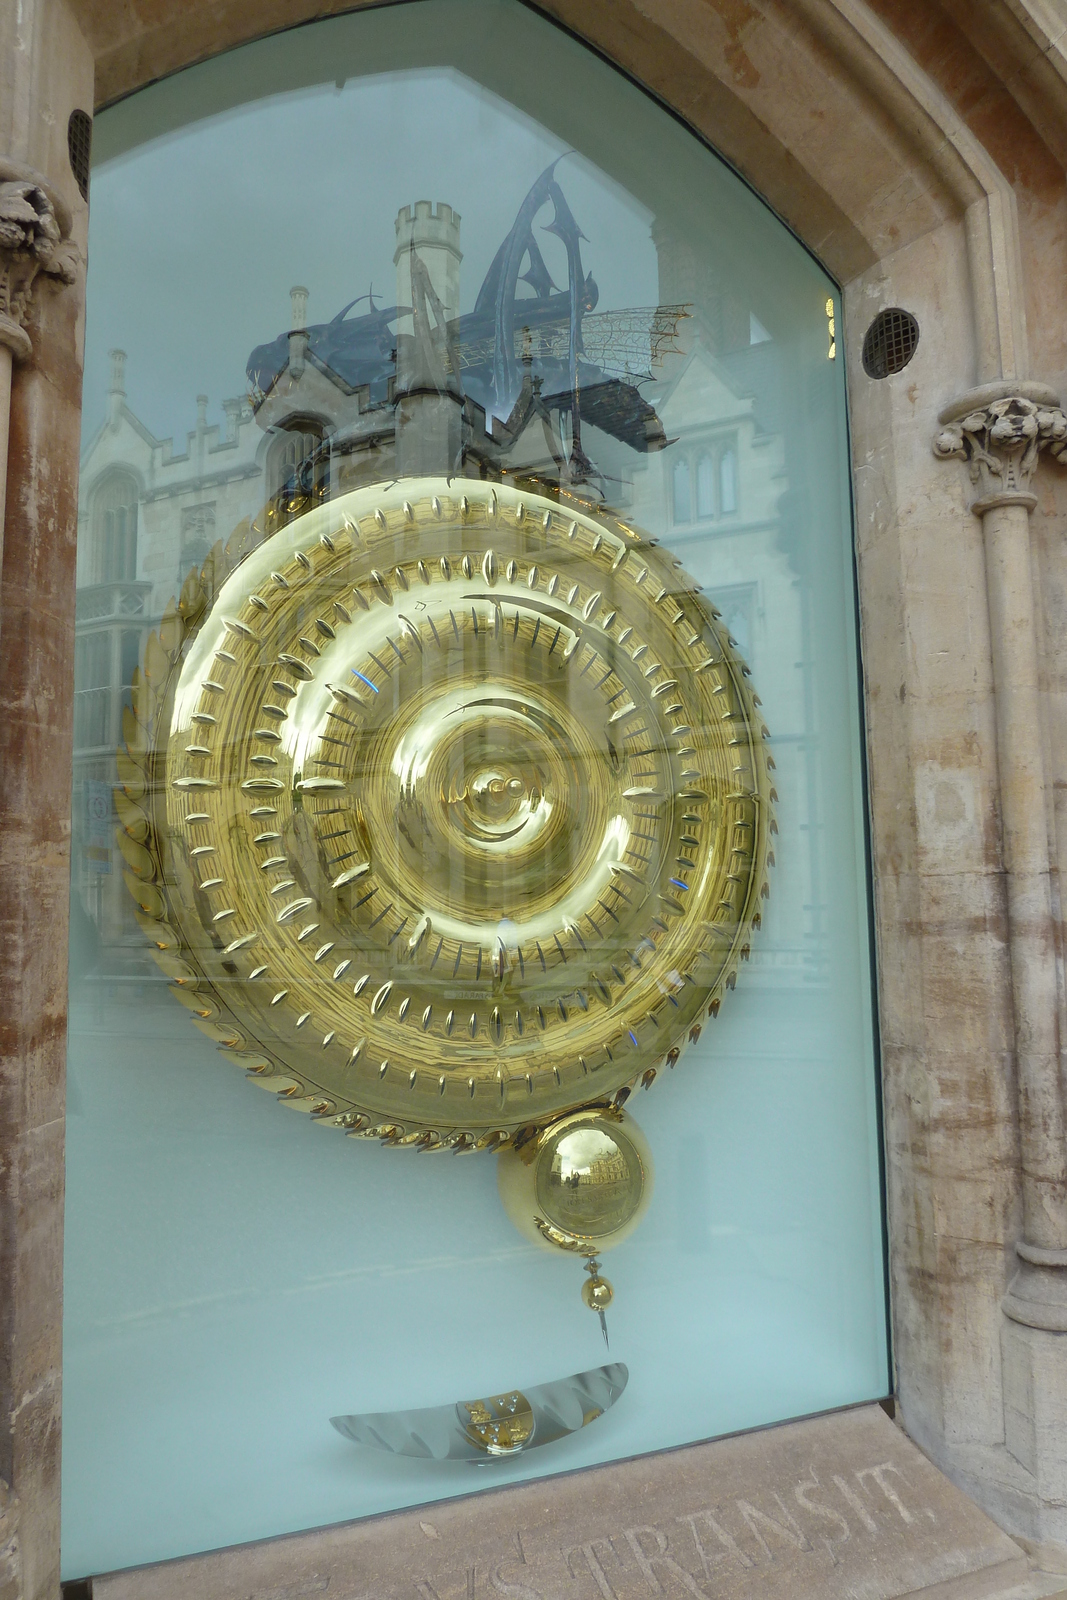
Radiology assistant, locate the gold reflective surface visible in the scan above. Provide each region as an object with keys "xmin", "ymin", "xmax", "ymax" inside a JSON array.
[
  {"xmin": 540, "ymin": 1124, "xmax": 642, "ymax": 1235},
  {"xmin": 498, "ymin": 1107, "xmax": 653, "ymax": 1253},
  {"xmin": 582, "ymin": 1274, "xmax": 614, "ymax": 1313},
  {"xmin": 120, "ymin": 477, "xmax": 772, "ymax": 1147},
  {"xmin": 461, "ymin": 1392, "xmax": 535, "ymax": 1456}
]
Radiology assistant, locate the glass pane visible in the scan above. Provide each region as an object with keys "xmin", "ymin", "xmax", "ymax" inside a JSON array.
[
  {"xmin": 672, "ymin": 456, "xmax": 691, "ymax": 523},
  {"xmin": 720, "ymin": 446, "xmax": 737, "ymax": 514},
  {"xmin": 65, "ymin": 0, "xmax": 887, "ymax": 1579},
  {"xmin": 695, "ymin": 453, "xmax": 715, "ymax": 519}
]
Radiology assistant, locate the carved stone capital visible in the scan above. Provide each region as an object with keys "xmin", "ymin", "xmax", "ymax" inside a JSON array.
[
  {"xmin": 934, "ymin": 380, "xmax": 1067, "ymax": 511},
  {"xmin": 0, "ymin": 1477, "xmax": 20, "ymax": 1597},
  {"xmin": 0, "ymin": 158, "xmax": 76, "ymax": 363}
]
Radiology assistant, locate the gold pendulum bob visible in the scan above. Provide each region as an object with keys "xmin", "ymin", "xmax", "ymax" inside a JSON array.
[
  {"xmin": 498, "ymin": 1107, "xmax": 653, "ymax": 1342},
  {"xmin": 118, "ymin": 476, "xmax": 774, "ymax": 1334}
]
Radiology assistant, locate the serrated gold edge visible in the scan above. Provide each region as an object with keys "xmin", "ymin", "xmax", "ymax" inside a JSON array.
[{"xmin": 116, "ymin": 482, "xmax": 776, "ymax": 1152}]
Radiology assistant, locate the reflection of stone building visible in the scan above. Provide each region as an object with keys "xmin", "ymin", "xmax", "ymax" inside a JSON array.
[
  {"xmin": 631, "ymin": 314, "xmax": 819, "ymax": 988},
  {"xmin": 71, "ymin": 202, "xmax": 468, "ymax": 960},
  {"xmin": 74, "ymin": 209, "xmax": 810, "ymax": 980},
  {"xmin": 74, "ymin": 351, "xmax": 268, "ymax": 954}
]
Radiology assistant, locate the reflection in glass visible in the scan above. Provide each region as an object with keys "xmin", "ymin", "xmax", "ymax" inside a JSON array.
[
  {"xmin": 720, "ymin": 446, "xmax": 737, "ymax": 515},
  {"xmin": 64, "ymin": 0, "xmax": 885, "ymax": 1578},
  {"xmin": 331, "ymin": 1363, "xmax": 628, "ymax": 1461},
  {"xmin": 93, "ymin": 470, "xmax": 138, "ymax": 582},
  {"xmin": 696, "ymin": 452, "xmax": 714, "ymax": 519},
  {"xmin": 672, "ymin": 455, "xmax": 691, "ymax": 523}
]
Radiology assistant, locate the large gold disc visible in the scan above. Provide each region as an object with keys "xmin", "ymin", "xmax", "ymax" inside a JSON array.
[{"xmin": 124, "ymin": 478, "xmax": 773, "ymax": 1150}]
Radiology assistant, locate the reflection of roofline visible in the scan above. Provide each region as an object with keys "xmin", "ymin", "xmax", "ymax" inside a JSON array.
[
  {"xmin": 662, "ymin": 406, "xmax": 756, "ymax": 437},
  {"xmin": 655, "ymin": 335, "xmax": 760, "ymax": 412},
  {"xmin": 663, "ymin": 515, "xmax": 780, "ymax": 545},
  {"xmin": 139, "ymin": 462, "xmax": 262, "ymax": 503},
  {"xmin": 75, "ymin": 579, "xmax": 154, "ymax": 626},
  {"xmin": 81, "ymin": 396, "xmax": 258, "ymax": 484},
  {"xmin": 253, "ymin": 346, "xmax": 368, "ymax": 411},
  {"xmin": 79, "ymin": 401, "xmax": 160, "ymax": 466},
  {"xmin": 74, "ymin": 591, "xmax": 167, "ymax": 632}
]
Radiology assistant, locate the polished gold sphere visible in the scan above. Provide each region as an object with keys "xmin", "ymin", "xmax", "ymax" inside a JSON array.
[
  {"xmin": 497, "ymin": 1108, "xmax": 653, "ymax": 1255},
  {"xmin": 581, "ymin": 1274, "xmax": 614, "ymax": 1312}
]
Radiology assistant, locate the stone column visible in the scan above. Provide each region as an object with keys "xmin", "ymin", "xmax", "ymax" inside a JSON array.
[
  {"xmin": 0, "ymin": 167, "xmax": 79, "ymax": 1600},
  {"xmin": 0, "ymin": 165, "xmax": 79, "ymax": 1600},
  {"xmin": 0, "ymin": 1, "xmax": 92, "ymax": 1595},
  {"xmin": 935, "ymin": 385, "xmax": 1067, "ymax": 1552},
  {"xmin": 935, "ymin": 384, "xmax": 1067, "ymax": 1324}
]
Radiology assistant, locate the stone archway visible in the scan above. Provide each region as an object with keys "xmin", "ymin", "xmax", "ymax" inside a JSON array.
[{"xmin": 4, "ymin": 1, "xmax": 1067, "ymax": 1593}]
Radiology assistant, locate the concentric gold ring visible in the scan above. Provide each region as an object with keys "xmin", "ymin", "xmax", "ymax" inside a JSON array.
[{"xmin": 119, "ymin": 478, "xmax": 774, "ymax": 1150}]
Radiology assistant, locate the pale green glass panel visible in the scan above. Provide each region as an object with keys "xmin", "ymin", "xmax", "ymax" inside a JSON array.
[{"xmin": 64, "ymin": 0, "xmax": 887, "ymax": 1578}]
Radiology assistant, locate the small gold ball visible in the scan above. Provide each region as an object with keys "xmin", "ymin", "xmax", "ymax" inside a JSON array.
[{"xmin": 582, "ymin": 1275, "xmax": 614, "ymax": 1312}]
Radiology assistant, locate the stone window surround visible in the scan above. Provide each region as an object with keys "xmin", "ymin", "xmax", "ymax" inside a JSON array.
[
  {"xmin": 88, "ymin": 468, "xmax": 138, "ymax": 585},
  {"xmin": 4, "ymin": 0, "xmax": 1067, "ymax": 1593},
  {"xmin": 670, "ymin": 437, "xmax": 740, "ymax": 525}
]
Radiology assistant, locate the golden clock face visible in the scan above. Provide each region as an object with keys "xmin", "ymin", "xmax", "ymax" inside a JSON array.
[{"xmin": 119, "ymin": 478, "xmax": 773, "ymax": 1151}]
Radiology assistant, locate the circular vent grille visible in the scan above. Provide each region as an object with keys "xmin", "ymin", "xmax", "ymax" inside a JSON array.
[
  {"xmin": 862, "ymin": 307, "xmax": 919, "ymax": 378},
  {"xmin": 67, "ymin": 110, "xmax": 92, "ymax": 203}
]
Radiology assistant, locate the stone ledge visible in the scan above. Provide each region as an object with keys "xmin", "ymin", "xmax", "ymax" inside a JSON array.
[{"xmin": 86, "ymin": 1405, "xmax": 1048, "ymax": 1600}]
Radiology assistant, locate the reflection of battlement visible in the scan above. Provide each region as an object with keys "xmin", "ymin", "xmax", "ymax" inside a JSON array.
[
  {"xmin": 394, "ymin": 198, "xmax": 462, "ymax": 240},
  {"xmin": 393, "ymin": 199, "xmax": 464, "ymax": 472},
  {"xmin": 394, "ymin": 199, "xmax": 462, "ymax": 328}
]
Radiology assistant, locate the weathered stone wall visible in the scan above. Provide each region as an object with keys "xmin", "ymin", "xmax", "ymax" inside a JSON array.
[
  {"xmin": 5, "ymin": 0, "xmax": 1067, "ymax": 1594},
  {"xmin": 84, "ymin": 1408, "xmax": 1044, "ymax": 1600}
]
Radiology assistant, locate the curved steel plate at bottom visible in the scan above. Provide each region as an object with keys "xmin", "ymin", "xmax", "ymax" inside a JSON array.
[{"xmin": 331, "ymin": 1363, "xmax": 628, "ymax": 1461}]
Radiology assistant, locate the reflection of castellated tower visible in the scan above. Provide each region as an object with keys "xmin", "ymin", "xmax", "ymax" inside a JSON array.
[
  {"xmin": 394, "ymin": 201, "xmax": 462, "ymax": 331},
  {"xmin": 394, "ymin": 201, "xmax": 463, "ymax": 477}
]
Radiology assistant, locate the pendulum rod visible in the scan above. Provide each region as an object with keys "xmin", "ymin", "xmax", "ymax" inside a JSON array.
[{"xmin": 582, "ymin": 1256, "xmax": 613, "ymax": 1347}]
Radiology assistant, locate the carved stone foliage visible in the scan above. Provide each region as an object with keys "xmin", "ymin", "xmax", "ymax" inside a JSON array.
[
  {"xmin": 934, "ymin": 394, "xmax": 1067, "ymax": 505},
  {"xmin": 0, "ymin": 1480, "xmax": 20, "ymax": 1598},
  {"xmin": 0, "ymin": 174, "xmax": 76, "ymax": 361}
]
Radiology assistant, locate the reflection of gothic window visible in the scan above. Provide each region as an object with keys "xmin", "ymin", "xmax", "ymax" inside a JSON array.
[
  {"xmin": 268, "ymin": 418, "xmax": 328, "ymax": 505},
  {"xmin": 672, "ymin": 457, "xmax": 691, "ymax": 524},
  {"xmin": 696, "ymin": 453, "xmax": 715, "ymax": 519},
  {"xmin": 674, "ymin": 441, "xmax": 739, "ymax": 523},
  {"xmin": 92, "ymin": 471, "xmax": 138, "ymax": 582},
  {"xmin": 180, "ymin": 502, "xmax": 216, "ymax": 575},
  {"xmin": 720, "ymin": 447, "xmax": 737, "ymax": 514},
  {"xmin": 74, "ymin": 632, "xmax": 112, "ymax": 750},
  {"xmin": 120, "ymin": 630, "xmax": 141, "ymax": 716}
]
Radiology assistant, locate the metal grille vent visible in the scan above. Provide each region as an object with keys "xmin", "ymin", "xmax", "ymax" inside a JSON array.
[
  {"xmin": 861, "ymin": 307, "xmax": 919, "ymax": 378},
  {"xmin": 67, "ymin": 109, "xmax": 92, "ymax": 203}
]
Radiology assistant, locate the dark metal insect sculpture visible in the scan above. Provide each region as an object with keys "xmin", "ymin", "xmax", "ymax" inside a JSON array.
[{"xmin": 246, "ymin": 161, "xmax": 686, "ymax": 505}]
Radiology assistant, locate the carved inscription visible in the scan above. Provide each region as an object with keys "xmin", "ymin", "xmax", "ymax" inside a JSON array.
[
  {"xmin": 396, "ymin": 1459, "xmax": 928, "ymax": 1600},
  {"xmin": 102, "ymin": 1410, "xmax": 1021, "ymax": 1600}
]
